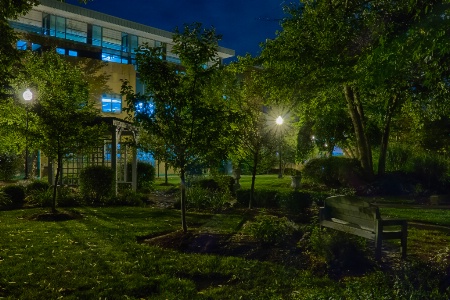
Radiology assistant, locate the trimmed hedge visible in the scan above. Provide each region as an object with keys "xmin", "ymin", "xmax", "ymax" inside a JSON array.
[
  {"xmin": 1, "ymin": 185, "xmax": 26, "ymax": 209},
  {"xmin": 235, "ymin": 189, "xmax": 327, "ymax": 212},
  {"xmin": 79, "ymin": 165, "xmax": 114, "ymax": 204},
  {"xmin": 303, "ymin": 157, "xmax": 364, "ymax": 188}
]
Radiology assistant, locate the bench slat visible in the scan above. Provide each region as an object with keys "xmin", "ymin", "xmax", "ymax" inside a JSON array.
[
  {"xmin": 320, "ymin": 220, "xmax": 376, "ymax": 240},
  {"xmin": 320, "ymin": 195, "xmax": 407, "ymax": 260}
]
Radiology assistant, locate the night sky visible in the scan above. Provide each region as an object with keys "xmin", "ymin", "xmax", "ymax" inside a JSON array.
[{"xmin": 65, "ymin": 0, "xmax": 286, "ymax": 62}]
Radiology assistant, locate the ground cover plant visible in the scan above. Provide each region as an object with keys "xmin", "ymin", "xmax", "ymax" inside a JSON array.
[{"xmin": 1, "ymin": 203, "xmax": 449, "ymax": 299}]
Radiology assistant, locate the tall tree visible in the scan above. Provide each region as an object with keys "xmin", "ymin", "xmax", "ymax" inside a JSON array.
[
  {"xmin": 17, "ymin": 51, "xmax": 104, "ymax": 212},
  {"xmin": 122, "ymin": 23, "xmax": 240, "ymax": 232},
  {"xmin": 261, "ymin": 0, "xmax": 450, "ymax": 177}
]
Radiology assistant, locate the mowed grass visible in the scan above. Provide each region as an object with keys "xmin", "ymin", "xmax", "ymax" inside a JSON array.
[
  {"xmin": 0, "ymin": 207, "xmax": 341, "ymax": 299},
  {"xmin": 380, "ymin": 207, "xmax": 450, "ymax": 227}
]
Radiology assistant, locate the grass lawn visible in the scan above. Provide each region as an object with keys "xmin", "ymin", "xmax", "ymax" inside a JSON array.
[
  {"xmin": 0, "ymin": 207, "xmax": 343, "ymax": 299},
  {"xmin": 1, "ymin": 204, "xmax": 449, "ymax": 299}
]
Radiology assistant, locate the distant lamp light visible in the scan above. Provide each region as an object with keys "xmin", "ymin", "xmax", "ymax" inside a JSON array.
[
  {"xmin": 23, "ymin": 89, "xmax": 32, "ymax": 101},
  {"xmin": 276, "ymin": 116, "xmax": 283, "ymax": 125}
]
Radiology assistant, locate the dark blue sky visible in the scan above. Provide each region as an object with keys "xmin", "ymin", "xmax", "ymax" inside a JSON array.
[{"xmin": 66, "ymin": 0, "xmax": 286, "ymax": 61}]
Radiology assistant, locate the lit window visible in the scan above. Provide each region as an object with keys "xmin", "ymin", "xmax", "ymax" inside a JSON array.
[
  {"xmin": 102, "ymin": 94, "xmax": 122, "ymax": 113},
  {"xmin": 56, "ymin": 47, "xmax": 65, "ymax": 55},
  {"xmin": 16, "ymin": 40, "xmax": 27, "ymax": 50},
  {"xmin": 68, "ymin": 50, "xmax": 78, "ymax": 56},
  {"xmin": 32, "ymin": 43, "xmax": 41, "ymax": 51}
]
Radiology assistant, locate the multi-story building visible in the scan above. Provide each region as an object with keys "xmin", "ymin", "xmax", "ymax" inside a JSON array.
[{"xmin": 10, "ymin": 0, "xmax": 235, "ymax": 190}]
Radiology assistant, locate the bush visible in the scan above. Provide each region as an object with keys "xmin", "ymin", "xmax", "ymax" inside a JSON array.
[
  {"xmin": 27, "ymin": 180, "xmax": 50, "ymax": 193},
  {"xmin": 126, "ymin": 162, "xmax": 155, "ymax": 192},
  {"xmin": 235, "ymin": 189, "xmax": 318, "ymax": 211},
  {"xmin": 184, "ymin": 185, "xmax": 231, "ymax": 212},
  {"xmin": 245, "ymin": 214, "xmax": 299, "ymax": 244},
  {"xmin": 235, "ymin": 189, "xmax": 279, "ymax": 208},
  {"xmin": 79, "ymin": 165, "xmax": 114, "ymax": 204},
  {"xmin": 0, "ymin": 191, "xmax": 13, "ymax": 210},
  {"xmin": 192, "ymin": 176, "xmax": 235, "ymax": 194},
  {"xmin": 0, "ymin": 153, "xmax": 21, "ymax": 181},
  {"xmin": 1, "ymin": 185, "xmax": 26, "ymax": 209},
  {"xmin": 28, "ymin": 188, "xmax": 53, "ymax": 207},
  {"xmin": 303, "ymin": 157, "xmax": 364, "ymax": 188},
  {"xmin": 112, "ymin": 190, "xmax": 145, "ymax": 206},
  {"xmin": 277, "ymin": 190, "xmax": 313, "ymax": 213},
  {"xmin": 309, "ymin": 226, "xmax": 371, "ymax": 275},
  {"xmin": 411, "ymin": 154, "xmax": 449, "ymax": 192},
  {"xmin": 58, "ymin": 186, "xmax": 83, "ymax": 207}
]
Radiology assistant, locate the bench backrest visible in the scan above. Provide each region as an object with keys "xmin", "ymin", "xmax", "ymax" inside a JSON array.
[{"xmin": 323, "ymin": 195, "xmax": 380, "ymax": 230}]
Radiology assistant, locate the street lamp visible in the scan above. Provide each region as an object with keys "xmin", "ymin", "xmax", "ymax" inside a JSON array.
[
  {"xmin": 276, "ymin": 116, "xmax": 283, "ymax": 178},
  {"xmin": 23, "ymin": 88, "xmax": 32, "ymax": 179}
]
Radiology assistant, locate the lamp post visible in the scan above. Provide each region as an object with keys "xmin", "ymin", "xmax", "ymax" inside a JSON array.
[
  {"xmin": 276, "ymin": 116, "xmax": 283, "ymax": 178},
  {"xmin": 23, "ymin": 88, "xmax": 32, "ymax": 180}
]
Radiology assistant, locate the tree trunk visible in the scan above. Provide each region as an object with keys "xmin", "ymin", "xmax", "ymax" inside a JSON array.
[
  {"xmin": 378, "ymin": 95, "xmax": 397, "ymax": 176},
  {"xmin": 165, "ymin": 162, "xmax": 168, "ymax": 184},
  {"xmin": 52, "ymin": 153, "xmax": 61, "ymax": 214},
  {"xmin": 249, "ymin": 151, "xmax": 258, "ymax": 209},
  {"xmin": 343, "ymin": 84, "xmax": 373, "ymax": 178},
  {"xmin": 180, "ymin": 167, "xmax": 187, "ymax": 233}
]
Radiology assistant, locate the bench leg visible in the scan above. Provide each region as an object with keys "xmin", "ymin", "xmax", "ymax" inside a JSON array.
[
  {"xmin": 375, "ymin": 220, "xmax": 382, "ymax": 260},
  {"xmin": 401, "ymin": 222, "xmax": 407, "ymax": 259}
]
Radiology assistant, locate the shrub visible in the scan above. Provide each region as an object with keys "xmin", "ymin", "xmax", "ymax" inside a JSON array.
[
  {"xmin": 411, "ymin": 154, "xmax": 449, "ymax": 192},
  {"xmin": 245, "ymin": 214, "xmax": 299, "ymax": 244},
  {"xmin": 79, "ymin": 165, "xmax": 114, "ymax": 204},
  {"xmin": 113, "ymin": 190, "xmax": 145, "ymax": 206},
  {"xmin": 186, "ymin": 185, "xmax": 231, "ymax": 212},
  {"xmin": 1, "ymin": 185, "xmax": 26, "ymax": 209},
  {"xmin": 27, "ymin": 180, "xmax": 50, "ymax": 193},
  {"xmin": 303, "ymin": 157, "xmax": 364, "ymax": 188},
  {"xmin": 277, "ymin": 190, "xmax": 313, "ymax": 213},
  {"xmin": 57, "ymin": 186, "xmax": 83, "ymax": 207},
  {"xmin": 192, "ymin": 176, "xmax": 235, "ymax": 194},
  {"xmin": 309, "ymin": 226, "xmax": 371, "ymax": 274},
  {"xmin": 126, "ymin": 162, "xmax": 156, "ymax": 192},
  {"xmin": 0, "ymin": 191, "xmax": 13, "ymax": 210},
  {"xmin": 0, "ymin": 153, "xmax": 21, "ymax": 181},
  {"xmin": 235, "ymin": 189, "xmax": 318, "ymax": 211},
  {"xmin": 235, "ymin": 189, "xmax": 279, "ymax": 208}
]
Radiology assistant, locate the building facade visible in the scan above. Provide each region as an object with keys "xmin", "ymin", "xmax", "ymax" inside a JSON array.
[{"xmin": 10, "ymin": 0, "xmax": 235, "ymax": 189}]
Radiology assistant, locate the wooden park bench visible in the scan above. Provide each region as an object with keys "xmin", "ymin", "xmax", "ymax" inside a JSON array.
[{"xmin": 319, "ymin": 195, "xmax": 407, "ymax": 260}]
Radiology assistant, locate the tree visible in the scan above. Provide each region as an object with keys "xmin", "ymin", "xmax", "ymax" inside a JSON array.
[
  {"xmin": 17, "ymin": 51, "xmax": 104, "ymax": 212},
  {"xmin": 1, "ymin": 0, "xmax": 90, "ymax": 100},
  {"xmin": 261, "ymin": 1, "xmax": 450, "ymax": 178},
  {"xmin": 227, "ymin": 59, "xmax": 280, "ymax": 208},
  {"xmin": 122, "ymin": 23, "xmax": 241, "ymax": 232}
]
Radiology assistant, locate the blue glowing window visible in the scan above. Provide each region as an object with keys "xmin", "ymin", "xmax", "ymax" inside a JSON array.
[
  {"xmin": 32, "ymin": 43, "xmax": 41, "ymax": 51},
  {"xmin": 56, "ymin": 47, "xmax": 65, "ymax": 55},
  {"xmin": 102, "ymin": 94, "xmax": 122, "ymax": 113},
  {"xmin": 68, "ymin": 50, "xmax": 78, "ymax": 56},
  {"xmin": 16, "ymin": 40, "xmax": 27, "ymax": 50}
]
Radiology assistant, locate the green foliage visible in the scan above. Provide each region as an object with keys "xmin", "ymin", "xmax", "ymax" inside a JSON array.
[
  {"xmin": 79, "ymin": 165, "xmax": 114, "ymax": 204},
  {"xmin": 112, "ymin": 190, "xmax": 145, "ymax": 206},
  {"xmin": 236, "ymin": 189, "xmax": 279, "ymax": 208},
  {"xmin": 126, "ymin": 161, "xmax": 156, "ymax": 192},
  {"xmin": 57, "ymin": 186, "xmax": 83, "ymax": 207},
  {"xmin": 0, "ymin": 191, "xmax": 12, "ymax": 210},
  {"xmin": 184, "ymin": 185, "xmax": 231, "ymax": 212},
  {"xmin": 0, "ymin": 153, "xmax": 21, "ymax": 180},
  {"xmin": 245, "ymin": 214, "xmax": 298, "ymax": 244},
  {"xmin": 309, "ymin": 227, "xmax": 371, "ymax": 275},
  {"xmin": 411, "ymin": 154, "xmax": 449, "ymax": 192},
  {"xmin": 235, "ymin": 188, "xmax": 319, "ymax": 212},
  {"xmin": 1, "ymin": 185, "xmax": 25, "ymax": 209},
  {"xmin": 26, "ymin": 179, "xmax": 50, "ymax": 193},
  {"xmin": 276, "ymin": 190, "xmax": 313, "ymax": 213},
  {"xmin": 302, "ymin": 157, "xmax": 364, "ymax": 188}
]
